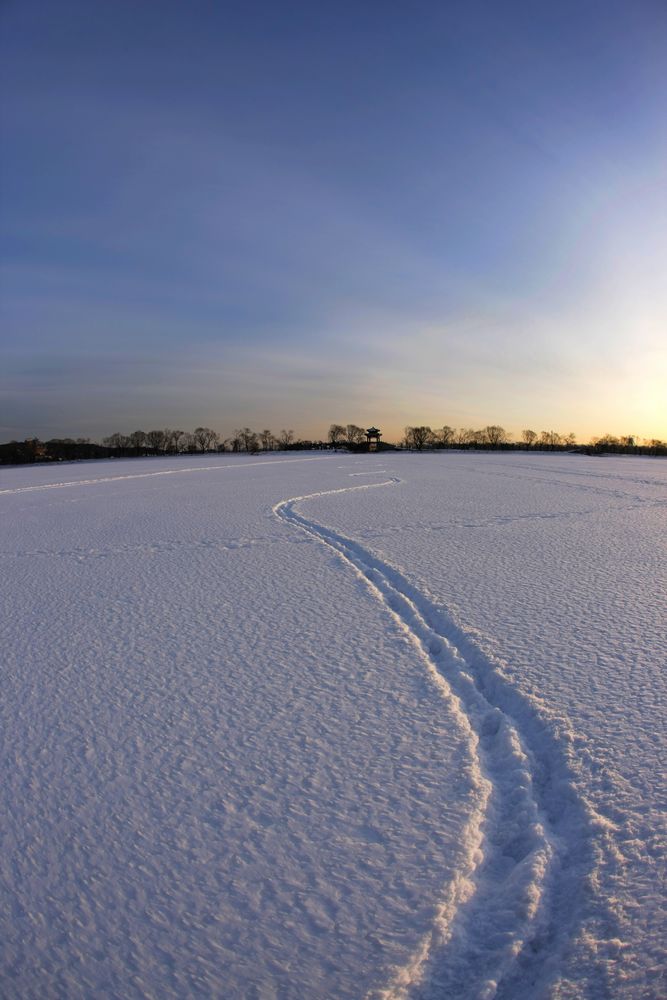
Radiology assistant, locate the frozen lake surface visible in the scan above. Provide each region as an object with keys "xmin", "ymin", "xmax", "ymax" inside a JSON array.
[{"xmin": 1, "ymin": 452, "xmax": 665, "ymax": 998}]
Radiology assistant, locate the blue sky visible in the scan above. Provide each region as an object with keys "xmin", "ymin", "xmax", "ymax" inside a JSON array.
[{"xmin": 2, "ymin": 0, "xmax": 666, "ymax": 442}]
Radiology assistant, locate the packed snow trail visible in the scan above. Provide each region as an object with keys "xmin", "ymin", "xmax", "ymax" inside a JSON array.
[
  {"xmin": 274, "ymin": 478, "xmax": 602, "ymax": 999},
  {"xmin": 0, "ymin": 455, "xmax": 329, "ymax": 495}
]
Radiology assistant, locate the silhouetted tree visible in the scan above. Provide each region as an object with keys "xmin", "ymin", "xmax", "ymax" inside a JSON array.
[
  {"xmin": 104, "ymin": 432, "xmax": 132, "ymax": 452},
  {"xmin": 233, "ymin": 428, "xmax": 259, "ymax": 453},
  {"xmin": 193, "ymin": 427, "xmax": 219, "ymax": 452},
  {"xmin": 164, "ymin": 429, "xmax": 184, "ymax": 454},
  {"xmin": 129, "ymin": 430, "xmax": 147, "ymax": 452},
  {"xmin": 345, "ymin": 424, "xmax": 365, "ymax": 447},
  {"xmin": 483, "ymin": 425, "xmax": 508, "ymax": 447},
  {"xmin": 328, "ymin": 423, "xmax": 346, "ymax": 447},
  {"xmin": 146, "ymin": 429, "xmax": 166, "ymax": 452},
  {"xmin": 456, "ymin": 428, "xmax": 476, "ymax": 447},
  {"xmin": 405, "ymin": 426, "xmax": 433, "ymax": 450},
  {"xmin": 179, "ymin": 432, "xmax": 196, "ymax": 453},
  {"xmin": 260, "ymin": 429, "xmax": 275, "ymax": 451},
  {"xmin": 438, "ymin": 426, "xmax": 455, "ymax": 447},
  {"xmin": 540, "ymin": 430, "xmax": 561, "ymax": 449}
]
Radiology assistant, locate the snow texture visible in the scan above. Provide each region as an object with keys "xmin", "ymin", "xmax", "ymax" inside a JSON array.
[{"xmin": 1, "ymin": 452, "xmax": 665, "ymax": 998}]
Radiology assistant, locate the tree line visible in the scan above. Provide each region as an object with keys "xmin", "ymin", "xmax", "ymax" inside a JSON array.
[
  {"xmin": 401, "ymin": 425, "xmax": 666, "ymax": 455},
  {"xmin": 101, "ymin": 427, "xmax": 306, "ymax": 454},
  {"xmin": 1, "ymin": 422, "xmax": 665, "ymax": 465},
  {"xmin": 0, "ymin": 426, "xmax": 326, "ymax": 465}
]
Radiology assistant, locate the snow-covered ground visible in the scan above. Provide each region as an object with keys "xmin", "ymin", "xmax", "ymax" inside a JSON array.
[{"xmin": 1, "ymin": 452, "xmax": 665, "ymax": 998}]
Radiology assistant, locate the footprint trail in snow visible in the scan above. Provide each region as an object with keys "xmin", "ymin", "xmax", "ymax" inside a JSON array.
[{"xmin": 274, "ymin": 476, "xmax": 602, "ymax": 999}]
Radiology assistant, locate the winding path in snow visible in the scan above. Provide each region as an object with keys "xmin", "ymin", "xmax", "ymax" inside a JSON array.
[{"xmin": 274, "ymin": 477, "xmax": 600, "ymax": 999}]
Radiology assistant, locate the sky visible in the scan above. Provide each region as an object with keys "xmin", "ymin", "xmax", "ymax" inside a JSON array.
[{"xmin": 1, "ymin": 0, "xmax": 666, "ymax": 444}]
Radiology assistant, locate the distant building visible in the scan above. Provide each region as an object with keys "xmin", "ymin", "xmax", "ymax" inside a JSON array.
[{"xmin": 365, "ymin": 427, "xmax": 382, "ymax": 451}]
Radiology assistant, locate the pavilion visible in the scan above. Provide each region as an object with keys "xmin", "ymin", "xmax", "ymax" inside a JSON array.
[{"xmin": 365, "ymin": 427, "xmax": 382, "ymax": 451}]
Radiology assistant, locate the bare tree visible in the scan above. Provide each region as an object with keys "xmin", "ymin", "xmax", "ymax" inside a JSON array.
[
  {"xmin": 260, "ymin": 429, "xmax": 275, "ymax": 451},
  {"xmin": 245, "ymin": 429, "xmax": 259, "ymax": 454},
  {"xmin": 228, "ymin": 431, "xmax": 243, "ymax": 453},
  {"xmin": 345, "ymin": 424, "xmax": 365, "ymax": 446},
  {"xmin": 539, "ymin": 430, "xmax": 561, "ymax": 449},
  {"xmin": 405, "ymin": 426, "xmax": 433, "ymax": 450},
  {"xmin": 594, "ymin": 433, "xmax": 619, "ymax": 448},
  {"xmin": 328, "ymin": 423, "xmax": 346, "ymax": 447},
  {"xmin": 102, "ymin": 431, "xmax": 130, "ymax": 451},
  {"xmin": 419, "ymin": 426, "xmax": 434, "ymax": 449},
  {"xmin": 146, "ymin": 429, "xmax": 166, "ymax": 452},
  {"xmin": 438, "ymin": 426, "xmax": 455, "ymax": 447},
  {"xmin": 278, "ymin": 429, "xmax": 294, "ymax": 449},
  {"xmin": 234, "ymin": 428, "xmax": 259, "ymax": 453},
  {"xmin": 193, "ymin": 427, "xmax": 206, "ymax": 453},
  {"xmin": 193, "ymin": 427, "xmax": 219, "ymax": 452},
  {"xmin": 178, "ymin": 432, "xmax": 196, "ymax": 453},
  {"xmin": 522, "ymin": 429, "xmax": 537, "ymax": 448},
  {"xmin": 455, "ymin": 427, "xmax": 475, "ymax": 447},
  {"xmin": 129, "ymin": 430, "xmax": 147, "ymax": 452},
  {"xmin": 164, "ymin": 429, "xmax": 184, "ymax": 454},
  {"xmin": 483, "ymin": 425, "xmax": 508, "ymax": 448}
]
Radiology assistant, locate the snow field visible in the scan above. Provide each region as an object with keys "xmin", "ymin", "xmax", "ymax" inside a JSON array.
[
  {"xmin": 1, "ymin": 456, "xmax": 478, "ymax": 998},
  {"xmin": 1, "ymin": 452, "xmax": 665, "ymax": 998},
  {"xmin": 278, "ymin": 481, "xmax": 576, "ymax": 998},
  {"xmin": 305, "ymin": 452, "xmax": 667, "ymax": 997}
]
